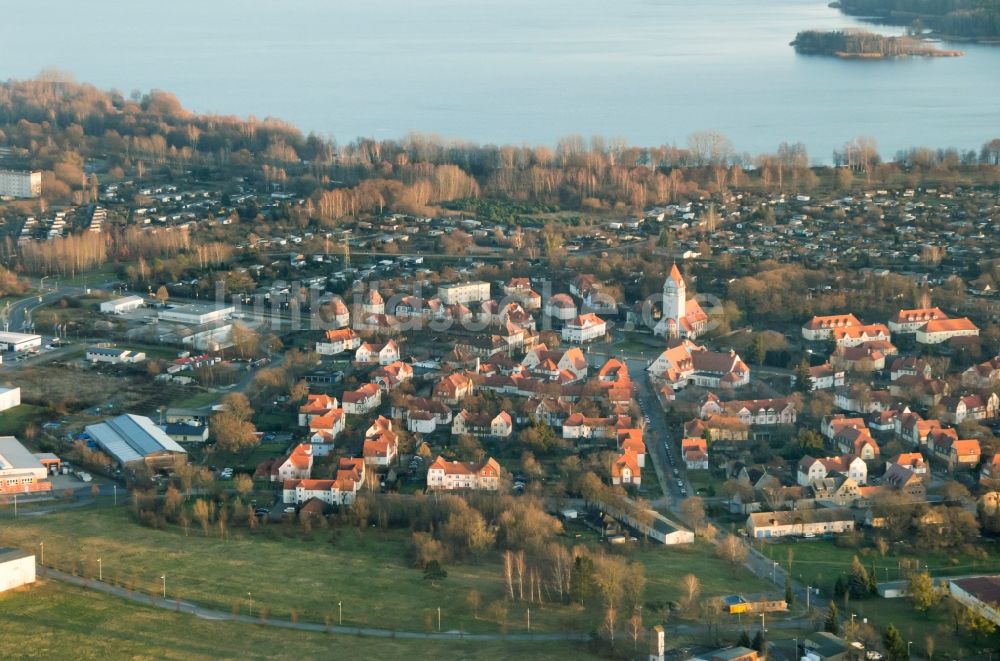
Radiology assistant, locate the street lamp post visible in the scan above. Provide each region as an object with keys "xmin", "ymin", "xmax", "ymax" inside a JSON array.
[
  {"xmin": 338, "ymin": 601, "xmax": 342, "ymax": 625},
  {"xmin": 161, "ymin": 575, "xmax": 166, "ymax": 599},
  {"xmin": 39, "ymin": 542, "xmax": 44, "ymax": 566},
  {"xmin": 907, "ymin": 641, "xmax": 912, "ymax": 659},
  {"xmin": 438, "ymin": 606, "xmax": 441, "ymax": 633},
  {"xmin": 97, "ymin": 558, "xmax": 102, "ymax": 582},
  {"xmin": 806, "ymin": 585, "xmax": 811, "ymax": 611},
  {"xmin": 248, "ymin": 592, "xmax": 252, "ymax": 618},
  {"xmin": 527, "ymin": 606, "xmax": 531, "ymax": 632}
]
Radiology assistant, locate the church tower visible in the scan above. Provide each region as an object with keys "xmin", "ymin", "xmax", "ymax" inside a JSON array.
[{"xmin": 663, "ymin": 263, "xmax": 686, "ymax": 325}]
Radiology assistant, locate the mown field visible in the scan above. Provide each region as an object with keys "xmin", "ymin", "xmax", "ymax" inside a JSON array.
[
  {"xmin": 0, "ymin": 581, "xmax": 598, "ymax": 660},
  {"xmin": 0, "ymin": 506, "xmax": 774, "ymax": 637}
]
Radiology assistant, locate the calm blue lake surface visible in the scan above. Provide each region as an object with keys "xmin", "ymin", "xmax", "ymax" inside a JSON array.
[{"xmin": 3, "ymin": 0, "xmax": 998, "ymax": 161}]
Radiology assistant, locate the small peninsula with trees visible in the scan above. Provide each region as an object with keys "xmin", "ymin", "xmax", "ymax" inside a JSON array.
[
  {"xmin": 792, "ymin": 28, "xmax": 965, "ymax": 58},
  {"xmin": 833, "ymin": 0, "xmax": 1000, "ymax": 41}
]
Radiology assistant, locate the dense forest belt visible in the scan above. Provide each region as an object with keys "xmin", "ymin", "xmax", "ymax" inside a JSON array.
[
  {"xmin": 832, "ymin": 0, "xmax": 1000, "ymax": 41},
  {"xmin": 792, "ymin": 29, "xmax": 965, "ymax": 57}
]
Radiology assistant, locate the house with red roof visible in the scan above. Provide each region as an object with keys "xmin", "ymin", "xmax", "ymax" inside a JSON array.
[
  {"xmin": 504, "ymin": 278, "xmax": 542, "ymax": 310},
  {"xmin": 361, "ymin": 288, "xmax": 384, "ymax": 315},
  {"xmin": 452, "ymin": 410, "xmax": 513, "ymax": 438},
  {"xmin": 963, "ymin": 356, "xmax": 1000, "ymax": 389},
  {"xmin": 684, "ymin": 415, "xmax": 749, "ymax": 443},
  {"xmin": 307, "ymin": 408, "xmax": 345, "ymax": 453},
  {"xmin": 544, "ymin": 293, "xmax": 577, "ymax": 322},
  {"xmin": 363, "ymin": 432, "xmax": 398, "ymax": 468},
  {"xmin": 832, "ymin": 324, "xmax": 891, "ymax": 348},
  {"xmin": 562, "ymin": 413, "xmax": 629, "ymax": 440},
  {"xmin": 889, "ymin": 307, "xmax": 949, "ymax": 334},
  {"xmin": 833, "ymin": 425, "xmax": 880, "ymax": 461},
  {"xmin": 343, "ymin": 383, "xmax": 382, "ymax": 415},
  {"xmin": 822, "ymin": 415, "xmax": 868, "ymax": 440},
  {"xmin": 887, "ymin": 452, "xmax": 927, "ymax": 476},
  {"xmin": 648, "ymin": 339, "xmax": 750, "ymax": 391},
  {"xmin": 916, "ymin": 317, "xmax": 980, "ymax": 345},
  {"xmin": 316, "ymin": 328, "xmax": 360, "ymax": 356},
  {"xmin": 355, "ymin": 339, "xmax": 400, "ymax": 366},
  {"xmin": 522, "ymin": 345, "xmax": 589, "ymax": 382},
  {"xmin": 681, "ymin": 437, "xmax": 709, "ymax": 470},
  {"xmin": 298, "ymin": 393, "xmax": 340, "ymax": 427},
  {"xmin": 433, "ymin": 372, "xmax": 474, "ymax": 405},
  {"xmin": 562, "ymin": 313, "xmax": 607, "ymax": 344},
  {"xmin": 372, "ymin": 361, "xmax": 413, "ymax": 391},
  {"xmin": 283, "ymin": 457, "xmax": 365, "ymax": 506},
  {"xmin": 797, "ymin": 455, "xmax": 867, "ymax": 486},
  {"xmin": 268, "ymin": 444, "xmax": 313, "ymax": 483},
  {"xmin": 831, "ymin": 344, "xmax": 886, "ymax": 372},
  {"xmin": 930, "ymin": 437, "xmax": 980, "ymax": 470},
  {"xmin": 617, "ymin": 428, "xmax": 646, "ymax": 467},
  {"xmin": 723, "ymin": 398, "xmax": 797, "ymax": 426},
  {"xmin": 391, "ymin": 396, "xmax": 453, "ymax": 434},
  {"xmin": 801, "ymin": 313, "xmax": 862, "ymax": 341},
  {"xmin": 808, "ymin": 363, "xmax": 845, "ymax": 390},
  {"xmin": 611, "ymin": 450, "xmax": 642, "ymax": 486},
  {"xmin": 939, "ymin": 393, "xmax": 999, "ymax": 425},
  {"xmin": 426, "ymin": 456, "xmax": 501, "ymax": 491}
]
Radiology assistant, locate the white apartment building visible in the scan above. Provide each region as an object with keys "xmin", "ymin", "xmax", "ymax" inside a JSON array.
[
  {"xmin": 438, "ymin": 281, "xmax": 491, "ymax": 305},
  {"xmin": 0, "ymin": 170, "xmax": 42, "ymax": 198}
]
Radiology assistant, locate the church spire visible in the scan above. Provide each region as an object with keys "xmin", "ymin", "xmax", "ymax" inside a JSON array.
[{"xmin": 668, "ymin": 263, "xmax": 684, "ymax": 284}]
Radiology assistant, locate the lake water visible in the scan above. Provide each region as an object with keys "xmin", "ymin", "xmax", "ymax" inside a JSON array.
[{"xmin": 3, "ymin": 0, "xmax": 999, "ymax": 161}]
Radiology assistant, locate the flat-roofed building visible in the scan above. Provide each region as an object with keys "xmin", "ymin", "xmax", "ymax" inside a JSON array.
[
  {"xmin": 100, "ymin": 295, "xmax": 145, "ymax": 314},
  {"xmin": 0, "ymin": 436, "xmax": 51, "ymax": 495},
  {"xmin": 438, "ymin": 281, "xmax": 490, "ymax": 305},
  {"xmin": 0, "ymin": 387, "xmax": 20, "ymax": 412},
  {"xmin": 0, "ymin": 332, "xmax": 42, "ymax": 352},
  {"xmin": 159, "ymin": 303, "xmax": 235, "ymax": 326},
  {"xmin": 0, "ymin": 548, "xmax": 36, "ymax": 593},
  {"xmin": 0, "ymin": 170, "xmax": 41, "ymax": 198},
  {"xmin": 85, "ymin": 347, "xmax": 146, "ymax": 364}
]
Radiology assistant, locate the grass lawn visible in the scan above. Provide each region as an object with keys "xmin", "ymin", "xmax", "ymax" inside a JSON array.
[
  {"xmin": 686, "ymin": 471, "xmax": 716, "ymax": 497},
  {"xmin": 0, "ymin": 581, "xmax": 598, "ymax": 660},
  {"xmin": 169, "ymin": 389, "xmax": 222, "ymax": 410},
  {"xmin": 761, "ymin": 538, "xmax": 1000, "ymax": 591},
  {"xmin": 761, "ymin": 538, "xmax": 1000, "ymax": 657},
  {"xmin": 0, "ymin": 506, "xmax": 778, "ymax": 638},
  {"xmin": 0, "ymin": 507, "xmax": 587, "ymax": 635},
  {"xmin": 635, "ymin": 541, "xmax": 776, "ymax": 612},
  {"xmin": 0, "ymin": 404, "xmax": 49, "ymax": 436}
]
